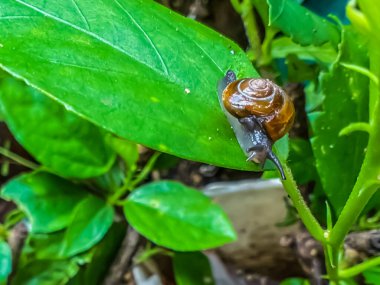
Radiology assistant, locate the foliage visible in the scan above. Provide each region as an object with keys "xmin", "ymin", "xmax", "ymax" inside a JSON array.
[
  {"xmin": 124, "ymin": 181, "xmax": 236, "ymax": 251},
  {"xmin": 173, "ymin": 252, "xmax": 215, "ymax": 285},
  {"xmin": 0, "ymin": 0, "xmax": 269, "ymax": 171},
  {"xmin": 0, "ymin": 0, "xmax": 380, "ymax": 284},
  {"xmin": 0, "ymin": 241, "xmax": 12, "ymax": 284},
  {"xmin": 0, "ymin": 78, "xmax": 116, "ymax": 178}
]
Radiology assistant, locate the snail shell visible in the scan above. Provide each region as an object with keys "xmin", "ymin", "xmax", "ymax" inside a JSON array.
[{"xmin": 222, "ymin": 78, "xmax": 295, "ymax": 142}]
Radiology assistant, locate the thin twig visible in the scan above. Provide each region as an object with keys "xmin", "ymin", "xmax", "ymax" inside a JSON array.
[{"xmin": 0, "ymin": 147, "xmax": 38, "ymax": 170}]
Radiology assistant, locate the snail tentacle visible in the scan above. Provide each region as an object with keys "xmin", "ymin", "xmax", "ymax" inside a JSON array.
[{"xmin": 267, "ymin": 151, "xmax": 286, "ymax": 180}]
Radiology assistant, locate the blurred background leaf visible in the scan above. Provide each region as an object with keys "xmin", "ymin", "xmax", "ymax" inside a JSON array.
[
  {"xmin": 0, "ymin": 241, "xmax": 12, "ymax": 285},
  {"xmin": 173, "ymin": 252, "xmax": 215, "ymax": 285},
  {"xmin": 1, "ymin": 172, "xmax": 88, "ymax": 233},
  {"xmin": 0, "ymin": 78, "xmax": 115, "ymax": 179},
  {"xmin": 124, "ymin": 181, "xmax": 236, "ymax": 251},
  {"xmin": 267, "ymin": 0, "xmax": 340, "ymax": 47}
]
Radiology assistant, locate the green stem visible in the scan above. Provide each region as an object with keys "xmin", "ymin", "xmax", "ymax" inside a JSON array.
[
  {"xmin": 230, "ymin": 0, "xmax": 242, "ymax": 13},
  {"xmin": 259, "ymin": 27, "xmax": 277, "ymax": 66},
  {"xmin": 0, "ymin": 146, "xmax": 38, "ymax": 170},
  {"xmin": 323, "ymin": 244, "xmax": 341, "ymax": 283},
  {"xmin": 329, "ymin": 44, "xmax": 380, "ymax": 249},
  {"xmin": 129, "ymin": 152, "xmax": 161, "ymax": 189},
  {"xmin": 109, "ymin": 152, "xmax": 161, "ymax": 204},
  {"xmin": 329, "ymin": 179, "xmax": 379, "ymax": 248},
  {"xmin": 340, "ymin": 256, "xmax": 380, "ymax": 279},
  {"xmin": 280, "ymin": 161, "xmax": 325, "ymax": 242},
  {"xmin": 231, "ymin": 0, "xmax": 262, "ymax": 61}
]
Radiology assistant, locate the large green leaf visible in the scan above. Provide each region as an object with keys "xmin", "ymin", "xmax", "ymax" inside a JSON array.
[
  {"xmin": 0, "ymin": 241, "xmax": 12, "ymax": 284},
  {"xmin": 173, "ymin": 252, "xmax": 215, "ymax": 285},
  {"xmin": 0, "ymin": 78, "xmax": 115, "ymax": 179},
  {"xmin": 124, "ymin": 181, "xmax": 236, "ymax": 251},
  {"xmin": 1, "ymin": 172, "xmax": 88, "ymax": 233},
  {"xmin": 0, "ymin": 0, "xmax": 267, "ymax": 171},
  {"xmin": 307, "ymin": 27, "xmax": 369, "ymax": 216},
  {"xmin": 267, "ymin": 0, "xmax": 340, "ymax": 47}
]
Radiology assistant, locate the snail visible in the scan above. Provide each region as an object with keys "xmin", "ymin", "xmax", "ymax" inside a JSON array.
[{"xmin": 217, "ymin": 70, "xmax": 295, "ymax": 180}]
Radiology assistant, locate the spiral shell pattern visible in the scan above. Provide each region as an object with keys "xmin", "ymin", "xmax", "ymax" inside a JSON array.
[{"xmin": 222, "ymin": 78, "xmax": 295, "ymax": 141}]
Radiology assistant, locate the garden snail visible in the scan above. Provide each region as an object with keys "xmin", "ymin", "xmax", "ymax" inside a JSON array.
[{"xmin": 218, "ymin": 70, "xmax": 295, "ymax": 180}]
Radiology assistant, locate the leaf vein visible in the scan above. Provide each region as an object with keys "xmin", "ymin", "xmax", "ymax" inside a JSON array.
[
  {"xmin": 193, "ymin": 41, "xmax": 223, "ymax": 73},
  {"xmin": 70, "ymin": 0, "xmax": 90, "ymax": 30},
  {"xmin": 38, "ymin": 57, "xmax": 128, "ymax": 75},
  {"xmin": 0, "ymin": 15, "xmax": 38, "ymax": 20},
  {"xmin": 113, "ymin": 0, "xmax": 169, "ymax": 75}
]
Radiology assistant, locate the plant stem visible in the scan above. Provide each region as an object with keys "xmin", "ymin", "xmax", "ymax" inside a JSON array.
[
  {"xmin": 0, "ymin": 146, "xmax": 38, "ymax": 170},
  {"xmin": 323, "ymin": 244, "xmax": 340, "ymax": 283},
  {"xmin": 109, "ymin": 152, "xmax": 161, "ymax": 204},
  {"xmin": 259, "ymin": 27, "xmax": 277, "ymax": 66},
  {"xmin": 129, "ymin": 152, "xmax": 161, "ymax": 189},
  {"xmin": 231, "ymin": 0, "xmax": 262, "ymax": 61},
  {"xmin": 340, "ymin": 256, "xmax": 380, "ymax": 279},
  {"xmin": 329, "ymin": 44, "xmax": 380, "ymax": 249},
  {"xmin": 280, "ymin": 161, "xmax": 325, "ymax": 242}
]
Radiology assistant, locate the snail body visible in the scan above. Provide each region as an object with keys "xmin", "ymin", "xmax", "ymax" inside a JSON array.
[{"xmin": 219, "ymin": 71, "xmax": 295, "ymax": 179}]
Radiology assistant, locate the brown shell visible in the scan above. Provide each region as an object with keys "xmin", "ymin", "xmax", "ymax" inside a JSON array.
[{"xmin": 222, "ymin": 78, "xmax": 295, "ymax": 141}]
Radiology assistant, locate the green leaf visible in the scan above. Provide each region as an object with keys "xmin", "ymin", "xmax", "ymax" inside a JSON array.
[
  {"xmin": 363, "ymin": 267, "xmax": 380, "ymax": 285},
  {"xmin": 272, "ymin": 37, "xmax": 337, "ymax": 63},
  {"xmin": 0, "ymin": 241, "xmax": 12, "ymax": 283},
  {"xmin": 0, "ymin": 0, "xmax": 263, "ymax": 171},
  {"xmin": 68, "ymin": 223, "xmax": 126, "ymax": 285},
  {"xmin": 21, "ymin": 197, "xmax": 114, "ymax": 259},
  {"xmin": 0, "ymin": 77, "xmax": 115, "ymax": 179},
  {"xmin": 173, "ymin": 252, "xmax": 215, "ymax": 285},
  {"xmin": 307, "ymin": 27, "xmax": 369, "ymax": 216},
  {"xmin": 154, "ymin": 153, "xmax": 180, "ymax": 170},
  {"xmin": 280, "ymin": 278, "xmax": 310, "ymax": 285},
  {"xmin": 124, "ymin": 181, "xmax": 236, "ymax": 251},
  {"xmin": 1, "ymin": 172, "xmax": 88, "ymax": 233},
  {"xmin": 108, "ymin": 137, "xmax": 139, "ymax": 172},
  {"xmin": 22, "ymin": 231, "xmax": 72, "ymax": 260},
  {"xmin": 92, "ymin": 162, "xmax": 126, "ymax": 193},
  {"xmin": 286, "ymin": 54, "xmax": 320, "ymax": 82},
  {"xmin": 12, "ymin": 258, "xmax": 83, "ymax": 285},
  {"xmin": 13, "ymin": 221, "xmax": 124, "ymax": 285},
  {"xmin": 267, "ymin": 0, "xmax": 340, "ymax": 47},
  {"xmin": 60, "ymin": 196, "xmax": 114, "ymax": 257},
  {"xmin": 287, "ymin": 138, "xmax": 318, "ymax": 185}
]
